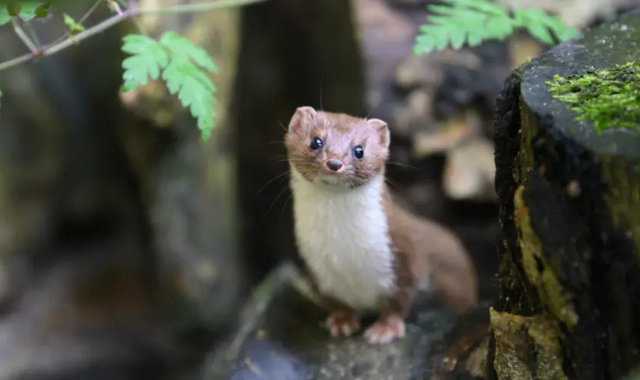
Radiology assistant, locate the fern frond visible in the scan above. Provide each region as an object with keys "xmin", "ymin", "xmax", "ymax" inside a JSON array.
[
  {"xmin": 121, "ymin": 32, "xmax": 217, "ymax": 141},
  {"xmin": 414, "ymin": 0, "xmax": 580, "ymax": 55}
]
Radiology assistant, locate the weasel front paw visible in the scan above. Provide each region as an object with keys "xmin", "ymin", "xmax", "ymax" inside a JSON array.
[
  {"xmin": 326, "ymin": 311, "xmax": 360, "ymax": 337},
  {"xmin": 364, "ymin": 314, "xmax": 405, "ymax": 344}
]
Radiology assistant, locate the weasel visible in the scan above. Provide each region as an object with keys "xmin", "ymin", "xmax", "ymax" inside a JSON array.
[{"xmin": 284, "ymin": 107, "xmax": 478, "ymax": 344}]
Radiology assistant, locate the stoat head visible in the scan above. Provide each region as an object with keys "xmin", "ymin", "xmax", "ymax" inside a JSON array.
[{"xmin": 284, "ymin": 106, "xmax": 390, "ymax": 190}]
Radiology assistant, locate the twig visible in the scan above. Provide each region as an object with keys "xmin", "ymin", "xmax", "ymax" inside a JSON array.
[
  {"xmin": 24, "ymin": 20, "xmax": 43, "ymax": 47},
  {"xmin": 107, "ymin": 0, "xmax": 124, "ymax": 15},
  {"xmin": 0, "ymin": 0, "xmax": 266, "ymax": 72},
  {"xmin": 79, "ymin": 0, "xmax": 106, "ymax": 25},
  {"xmin": 52, "ymin": 0, "xmax": 105, "ymax": 46},
  {"xmin": 12, "ymin": 18, "xmax": 38, "ymax": 53}
]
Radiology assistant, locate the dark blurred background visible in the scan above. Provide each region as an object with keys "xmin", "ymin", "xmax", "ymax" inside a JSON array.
[{"xmin": 0, "ymin": 0, "xmax": 637, "ymax": 379}]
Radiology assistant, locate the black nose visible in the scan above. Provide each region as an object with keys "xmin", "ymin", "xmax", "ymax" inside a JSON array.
[{"xmin": 326, "ymin": 159, "xmax": 343, "ymax": 171}]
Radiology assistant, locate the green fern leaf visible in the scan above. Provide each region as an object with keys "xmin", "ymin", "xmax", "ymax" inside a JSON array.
[
  {"xmin": 160, "ymin": 32, "xmax": 218, "ymax": 73},
  {"xmin": 514, "ymin": 8, "xmax": 579, "ymax": 43},
  {"xmin": 162, "ymin": 58, "xmax": 216, "ymax": 140},
  {"xmin": 121, "ymin": 34, "xmax": 169, "ymax": 91},
  {"xmin": 121, "ymin": 32, "xmax": 217, "ymax": 141},
  {"xmin": 414, "ymin": 0, "xmax": 580, "ymax": 55},
  {"xmin": 513, "ymin": 8, "xmax": 554, "ymax": 44},
  {"xmin": 0, "ymin": 7, "xmax": 11, "ymax": 25},
  {"xmin": 457, "ymin": 0, "xmax": 504, "ymax": 15}
]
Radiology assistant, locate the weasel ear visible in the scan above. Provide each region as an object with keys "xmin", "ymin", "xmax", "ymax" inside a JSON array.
[
  {"xmin": 288, "ymin": 106, "xmax": 317, "ymax": 133},
  {"xmin": 368, "ymin": 118, "xmax": 390, "ymax": 148}
]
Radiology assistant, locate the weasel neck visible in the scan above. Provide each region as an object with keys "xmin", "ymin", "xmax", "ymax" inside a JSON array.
[{"xmin": 289, "ymin": 165, "xmax": 395, "ymax": 310}]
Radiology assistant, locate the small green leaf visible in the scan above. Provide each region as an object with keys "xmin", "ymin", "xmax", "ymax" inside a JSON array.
[
  {"xmin": 35, "ymin": 2, "xmax": 50, "ymax": 18},
  {"xmin": 160, "ymin": 31, "xmax": 218, "ymax": 73},
  {"xmin": 449, "ymin": 28, "xmax": 466, "ymax": 50},
  {"xmin": 2, "ymin": 1, "xmax": 53, "ymax": 21},
  {"xmin": 0, "ymin": 6, "xmax": 12, "ymax": 25},
  {"xmin": 121, "ymin": 33, "xmax": 169, "ymax": 91},
  {"xmin": 63, "ymin": 13, "xmax": 84, "ymax": 32},
  {"xmin": 14, "ymin": 1, "xmax": 41, "ymax": 20},
  {"xmin": 162, "ymin": 56, "xmax": 216, "ymax": 140},
  {"xmin": 525, "ymin": 22, "xmax": 554, "ymax": 45},
  {"xmin": 121, "ymin": 32, "xmax": 218, "ymax": 140},
  {"xmin": 414, "ymin": 0, "xmax": 579, "ymax": 55}
]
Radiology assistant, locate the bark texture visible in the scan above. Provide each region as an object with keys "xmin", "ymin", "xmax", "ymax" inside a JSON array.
[{"xmin": 489, "ymin": 8, "xmax": 640, "ymax": 380}]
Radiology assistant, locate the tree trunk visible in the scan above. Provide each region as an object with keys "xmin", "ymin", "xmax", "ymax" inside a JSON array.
[{"xmin": 488, "ymin": 8, "xmax": 640, "ymax": 380}]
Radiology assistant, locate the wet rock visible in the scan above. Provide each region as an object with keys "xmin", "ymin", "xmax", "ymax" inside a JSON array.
[{"xmin": 204, "ymin": 262, "xmax": 490, "ymax": 380}]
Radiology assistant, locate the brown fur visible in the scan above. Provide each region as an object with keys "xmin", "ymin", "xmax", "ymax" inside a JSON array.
[
  {"xmin": 285, "ymin": 107, "xmax": 478, "ymax": 340},
  {"xmin": 285, "ymin": 107, "xmax": 389, "ymax": 188},
  {"xmin": 383, "ymin": 189, "xmax": 478, "ymax": 314}
]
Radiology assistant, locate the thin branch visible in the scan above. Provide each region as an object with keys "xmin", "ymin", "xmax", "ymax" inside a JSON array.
[
  {"xmin": 24, "ymin": 20, "xmax": 43, "ymax": 47},
  {"xmin": 107, "ymin": 0, "xmax": 125, "ymax": 15},
  {"xmin": 51, "ymin": 0, "xmax": 105, "ymax": 46},
  {"xmin": 0, "ymin": 0, "xmax": 266, "ymax": 72},
  {"xmin": 12, "ymin": 18, "xmax": 38, "ymax": 53},
  {"xmin": 79, "ymin": 0, "xmax": 106, "ymax": 25}
]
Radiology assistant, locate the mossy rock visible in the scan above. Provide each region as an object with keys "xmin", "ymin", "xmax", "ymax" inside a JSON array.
[{"xmin": 490, "ymin": 7, "xmax": 640, "ymax": 380}]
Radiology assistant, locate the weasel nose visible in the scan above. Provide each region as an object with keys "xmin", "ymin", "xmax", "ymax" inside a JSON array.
[{"xmin": 326, "ymin": 159, "xmax": 343, "ymax": 171}]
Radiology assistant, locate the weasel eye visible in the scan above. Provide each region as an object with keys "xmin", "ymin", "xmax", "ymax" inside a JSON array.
[
  {"xmin": 310, "ymin": 137, "xmax": 323, "ymax": 150},
  {"xmin": 353, "ymin": 145, "xmax": 364, "ymax": 159}
]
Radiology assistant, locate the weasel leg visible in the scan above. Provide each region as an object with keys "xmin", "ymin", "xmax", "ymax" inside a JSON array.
[
  {"xmin": 365, "ymin": 276, "xmax": 412, "ymax": 344},
  {"xmin": 364, "ymin": 313, "xmax": 405, "ymax": 344},
  {"xmin": 326, "ymin": 310, "xmax": 360, "ymax": 337},
  {"xmin": 319, "ymin": 294, "xmax": 360, "ymax": 337}
]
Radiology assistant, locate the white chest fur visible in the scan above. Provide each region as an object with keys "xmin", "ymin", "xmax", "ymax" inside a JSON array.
[{"xmin": 290, "ymin": 167, "xmax": 396, "ymax": 311}]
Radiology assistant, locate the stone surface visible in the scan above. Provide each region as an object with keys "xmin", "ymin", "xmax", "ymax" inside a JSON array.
[
  {"xmin": 490, "ymin": 8, "xmax": 640, "ymax": 380},
  {"xmin": 204, "ymin": 262, "xmax": 490, "ymax": 380}
]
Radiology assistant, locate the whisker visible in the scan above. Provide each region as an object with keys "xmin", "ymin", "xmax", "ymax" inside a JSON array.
[
  {"xmin": 279, "ymin": 192, "xmax": 294, "ymax": 221},
  {"xmin": 277, "ymin": 120, "xmax": 287, "ymax": 132},
  {"xmin": 386, "ymin": 161, "xmax": 418, "ymax": 170},
  {"xmin": 385, "ymin": 178, "xmax": 399, "ymax": 189},
  {"xmin": 264, "ymin": 186, "xmax": 290, "ymax": 218},
  {"xmin": 256, "ymin": 171, "xmax": 290, "ymax": 197},
  {"xmin": 276, "ymin": 158, "xmax": 307, "ymax": 165}
]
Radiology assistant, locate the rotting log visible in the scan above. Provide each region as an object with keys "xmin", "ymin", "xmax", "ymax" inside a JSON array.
[{"xmin": 488, "ymin": 8, "xmax": 640, "ymax": 380}]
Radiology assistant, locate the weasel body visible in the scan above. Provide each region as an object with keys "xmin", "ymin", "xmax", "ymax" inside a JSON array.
[
  {"xmin": 291, "ymin": 168, "xmax": 395, "ymax": 311},
  {"xmin": 284, "ymin": 107, "xmax": 477, "ymax": 344}
]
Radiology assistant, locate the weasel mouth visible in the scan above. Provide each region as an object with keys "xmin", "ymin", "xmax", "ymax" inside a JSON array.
[{"xmin": 317, "ymin": 175, "xmax": 341, "ymax": 186}]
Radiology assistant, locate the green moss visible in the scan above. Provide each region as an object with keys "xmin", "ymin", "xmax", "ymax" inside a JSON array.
[
  {"xmin": 490, "ymin": 308, "xmax": 568, "ymax": 380},
  {"xmin": 546, "ymin": 62, "xmax": 640, "ymax": 134},
  {"xmin": 514, "ymin": 186, "xmax": 579, "ymax": 330}
]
